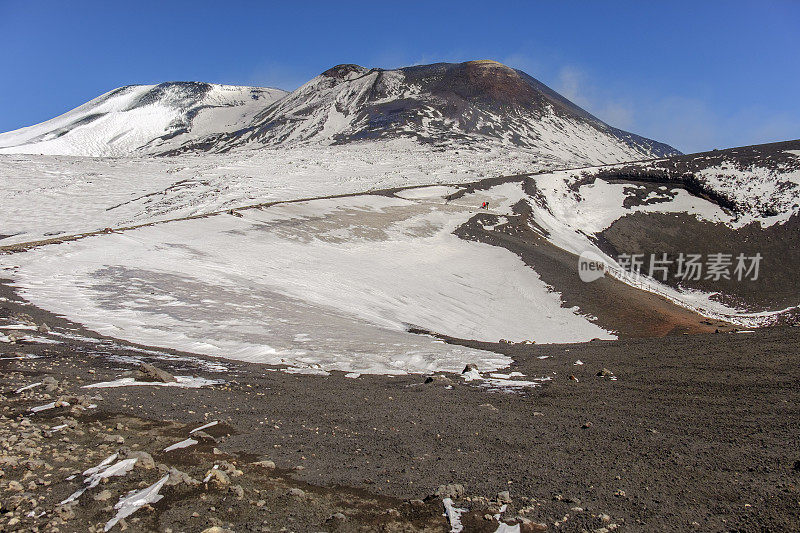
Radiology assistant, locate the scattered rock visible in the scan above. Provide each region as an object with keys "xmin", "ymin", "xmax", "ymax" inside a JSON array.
[
  {"xmin": 94, "ymin": 489, "xmax": 113, "ymax": 501},
  {"xmin": 166, "ymin": 467, "xmax": 199, "ymax": 487},
  {"xmin": 192, "ymin": 430, "xmax": 217, "ymax": 443},
  {"xmin": 480, "ymin": 403, "xmax": 499, "ymax": 412},
  {"xmin": 424, "ymin": 374, "xmax": 453, "ymax": 385},
  {"xmin": 251, "ymin": 459, "xmax": 276, "ymax": 470},
  {"xmin": 597, "ymin": 368, "xmax": 614, "ymax": 378},
  {"xmin": 138, "ymin": 363, "xmax": 176, "ymax": 383},
  {"xmin": 518, "ymin": 517, "xmax": 548, "ymax": 532},
  {"xmin": 434, "ymin": 483, "xmax": 465, "ymax": 499},
  {"xmin": 462, "ymin": 364, "xmax": 478, "ymax": 373},
  {"xmin": 205, "ymin": 468, "xmax": 230, "ymax": 488},
  {"xmin": 497, "ymin": 490, "xmax": 512, "ymax": 503},
  {"xmin": 119, "ymin": 449, "xmax": 155, "ymax": 470},
  {"xmin": 288, "ymin": 487, "xmax": 306, "ymax": 498},
  {"xmin": 7, "ymin": 480, "xmax": 24, "ymax": 492}
]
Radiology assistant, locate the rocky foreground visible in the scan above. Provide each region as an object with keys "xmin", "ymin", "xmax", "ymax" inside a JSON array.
[
  {"xmin": 1, "ymin": 284, "xmax": 799, "ymax": 532},
  {"xmin": 2, "ymin": 357, "xmax": 543, "ymax": 532}
]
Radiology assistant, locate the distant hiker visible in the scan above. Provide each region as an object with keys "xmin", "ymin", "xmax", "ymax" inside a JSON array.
[{"xmin": 480, "ymin": 201, "xmax": 487, "ymax": 209}]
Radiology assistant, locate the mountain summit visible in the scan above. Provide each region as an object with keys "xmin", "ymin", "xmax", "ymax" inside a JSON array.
[{"xmin": 0, "ymin": 61, "xmax": 680, "ymax": 165}]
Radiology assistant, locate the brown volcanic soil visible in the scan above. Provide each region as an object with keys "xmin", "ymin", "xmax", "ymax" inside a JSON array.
[
  {"xmin": 450, "ymin": 192, "xmax": 733, "ymax": 338},
  {"xmin": 599, "ymin": 212, "xmax": 800, "ymax": 312},
  {"xmin": 1, "ymin": 280, "xmax": 799, "ymax": 532}
]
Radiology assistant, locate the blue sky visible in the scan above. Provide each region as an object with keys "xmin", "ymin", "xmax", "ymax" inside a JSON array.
[{"xmin": 1, "ymin": 1, "xmax": 797, "ymax": 153}]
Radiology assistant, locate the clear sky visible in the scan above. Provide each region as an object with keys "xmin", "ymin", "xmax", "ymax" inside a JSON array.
[{"xmin": 1, "ymin": 0, "xmax": 797, "ymax": 153}]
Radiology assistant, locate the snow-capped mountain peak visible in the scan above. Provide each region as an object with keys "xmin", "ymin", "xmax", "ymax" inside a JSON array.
[
  {"xmin": 0, "ymin": 82, "xmax": 287, "ymax": 157},
  {"xmin": 194, "ymin": 60, "xmax": 680, "ymax": 165},
  {"xmin": 0, "ymin": 60, "xmax": 679, "ymax": 167}
]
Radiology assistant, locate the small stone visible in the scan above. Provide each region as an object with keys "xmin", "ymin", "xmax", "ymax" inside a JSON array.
[
  {"xmin": 520, "ymin": 520, "xmax": 548, "ymax": 532},
  {"xmin": 7, "ymin": 480, "xmax": 24, "ymax": 492},
  {"xmin": 251, "ymin": 460, "xmax": 276, "ymax": 470},
  {"xmin": 424, "ymin": 374, "xmax": 453, "ymax": 385},
  {"xmin": 94, "ymin": 489, "xmax": 113, "ymax": 501},
  {"xmin": 288, "ymin": 487, "xmax": 305, "ymax": 498},
  {"xmin": 597, "ymin": 368, "xmax": 614, "ymax": 378},
  {"xmin": 206, "ymin": 468, "xmax": 230, "ymax": 488},
  {"xmin": 497, "ymin": 490, "xmax": 512, "ymax": 503},
  {"xmin": 120, "ymin": 450, "xmax": 155, "ymax": 470},
  {"xmin": 329, "ymin": 512, "xmax": 346, "ymax": 521},
  {"xmin": 137, "ymin": 363, "xmax": 176, "ymax": 383},
  {"xmin": 166, "ymin": 467, "xmax": 198, "ymax": 487},
  {"xmin": 434, "ymin": 484, "xmax": 465, "ymax": 499}
]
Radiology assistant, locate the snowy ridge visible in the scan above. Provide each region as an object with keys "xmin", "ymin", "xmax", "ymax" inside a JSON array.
[
  {"xmin": 0, "ymin": 60, "xmax": 678, "ymax": 167},
  {"xmin": 195, "ymin": 61, "xmax": 680, "ymax": 167},
  {"xmin": 587, "ymin": 139, "xmax": 800, "ymax": 226},
  {"xmin": 0, "ymin": 83, "xmax": 286, "ymax": 157}
]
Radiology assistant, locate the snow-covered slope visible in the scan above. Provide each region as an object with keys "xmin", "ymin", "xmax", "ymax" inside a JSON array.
[
  {"xmin": 189, "ymin": 61, "xmax": 679, "ymax": 166},
  {"xmin": 0, "ymin": 61, "xmax": 679, "ymax": 166},
  {"xmin": 588, "ymin": 139, "xmax": 800, "ymax": 224},
  {"xmin": 0, "ymin": 83, "xmax": 286, "ymax": 157}
]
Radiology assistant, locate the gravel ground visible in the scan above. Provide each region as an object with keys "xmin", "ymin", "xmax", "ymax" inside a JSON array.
[{"xmin": 1, "ymin": 279, "xmax": 799, "ymax": 532}]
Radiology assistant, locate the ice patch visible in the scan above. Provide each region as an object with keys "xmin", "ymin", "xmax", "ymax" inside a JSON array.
[
  {"xmin": 189, "ymin": 420, "xmax": 218, "ymax": 433},
  {"xmin": 15, "ymin": 382, "xmax": 42, "ymax": 393},
  {"xmin": 442, "ymin": 497, "xmax": 466, "ymax": 533},
  {"xmin": 163, "ymin": 438, "xmax": 198, "ymax": 452},
  {"xmin": 30, "ymin": 400, "xmax": 70, "ymax": 413},
  {"xmin": 104, "ymin": 473, "xmax": 169, "ymax": 531},
  {"xmin": 82, "ymin": 376, "xmax": 222, "ymax": 389}
]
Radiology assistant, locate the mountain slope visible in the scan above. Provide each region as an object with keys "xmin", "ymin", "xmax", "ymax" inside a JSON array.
[
  {"xmin": 0, "ymin": 61, "xmax": 679, "ymax": 166},
  {"xmin": 189, "ymin": 60, "xmax": 680, "ymax": 165},
  {"xmin": 0, "ymin": 83, "xmax": 287, "ymax": 157}
]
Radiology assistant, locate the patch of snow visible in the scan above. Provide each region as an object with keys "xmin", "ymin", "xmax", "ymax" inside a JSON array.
[
  {"xmin": 5, "ymin": 183, "xmax": 610, "ymax": 376},
  {"xmin": 104, "ymin": 473, "xmax": 169, "ymax": 531},
  {"xmin": 189, "ymin": 420, "xmax": 218, "ymax": 433},
  {"xmin": 442, "ymin": 497, "xmax": 466, "ymax": 533},
  {"xmin": 62, "ymin": 454, "xmax": 138, "ymax": 504},
  {"xmin": 82, "ymin": 376, "xmax": 221, "ymax": 389},
  {"xmin": 30, "ymin": 400, "xmax": 69, "ymax": 413},
  {"xmin": 15, "ymin": 382, "xmax": 42, "ymax": 393},
  {"xmin": 163, "ymin": 438, "xmax": 198, "ymax": 452}
]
